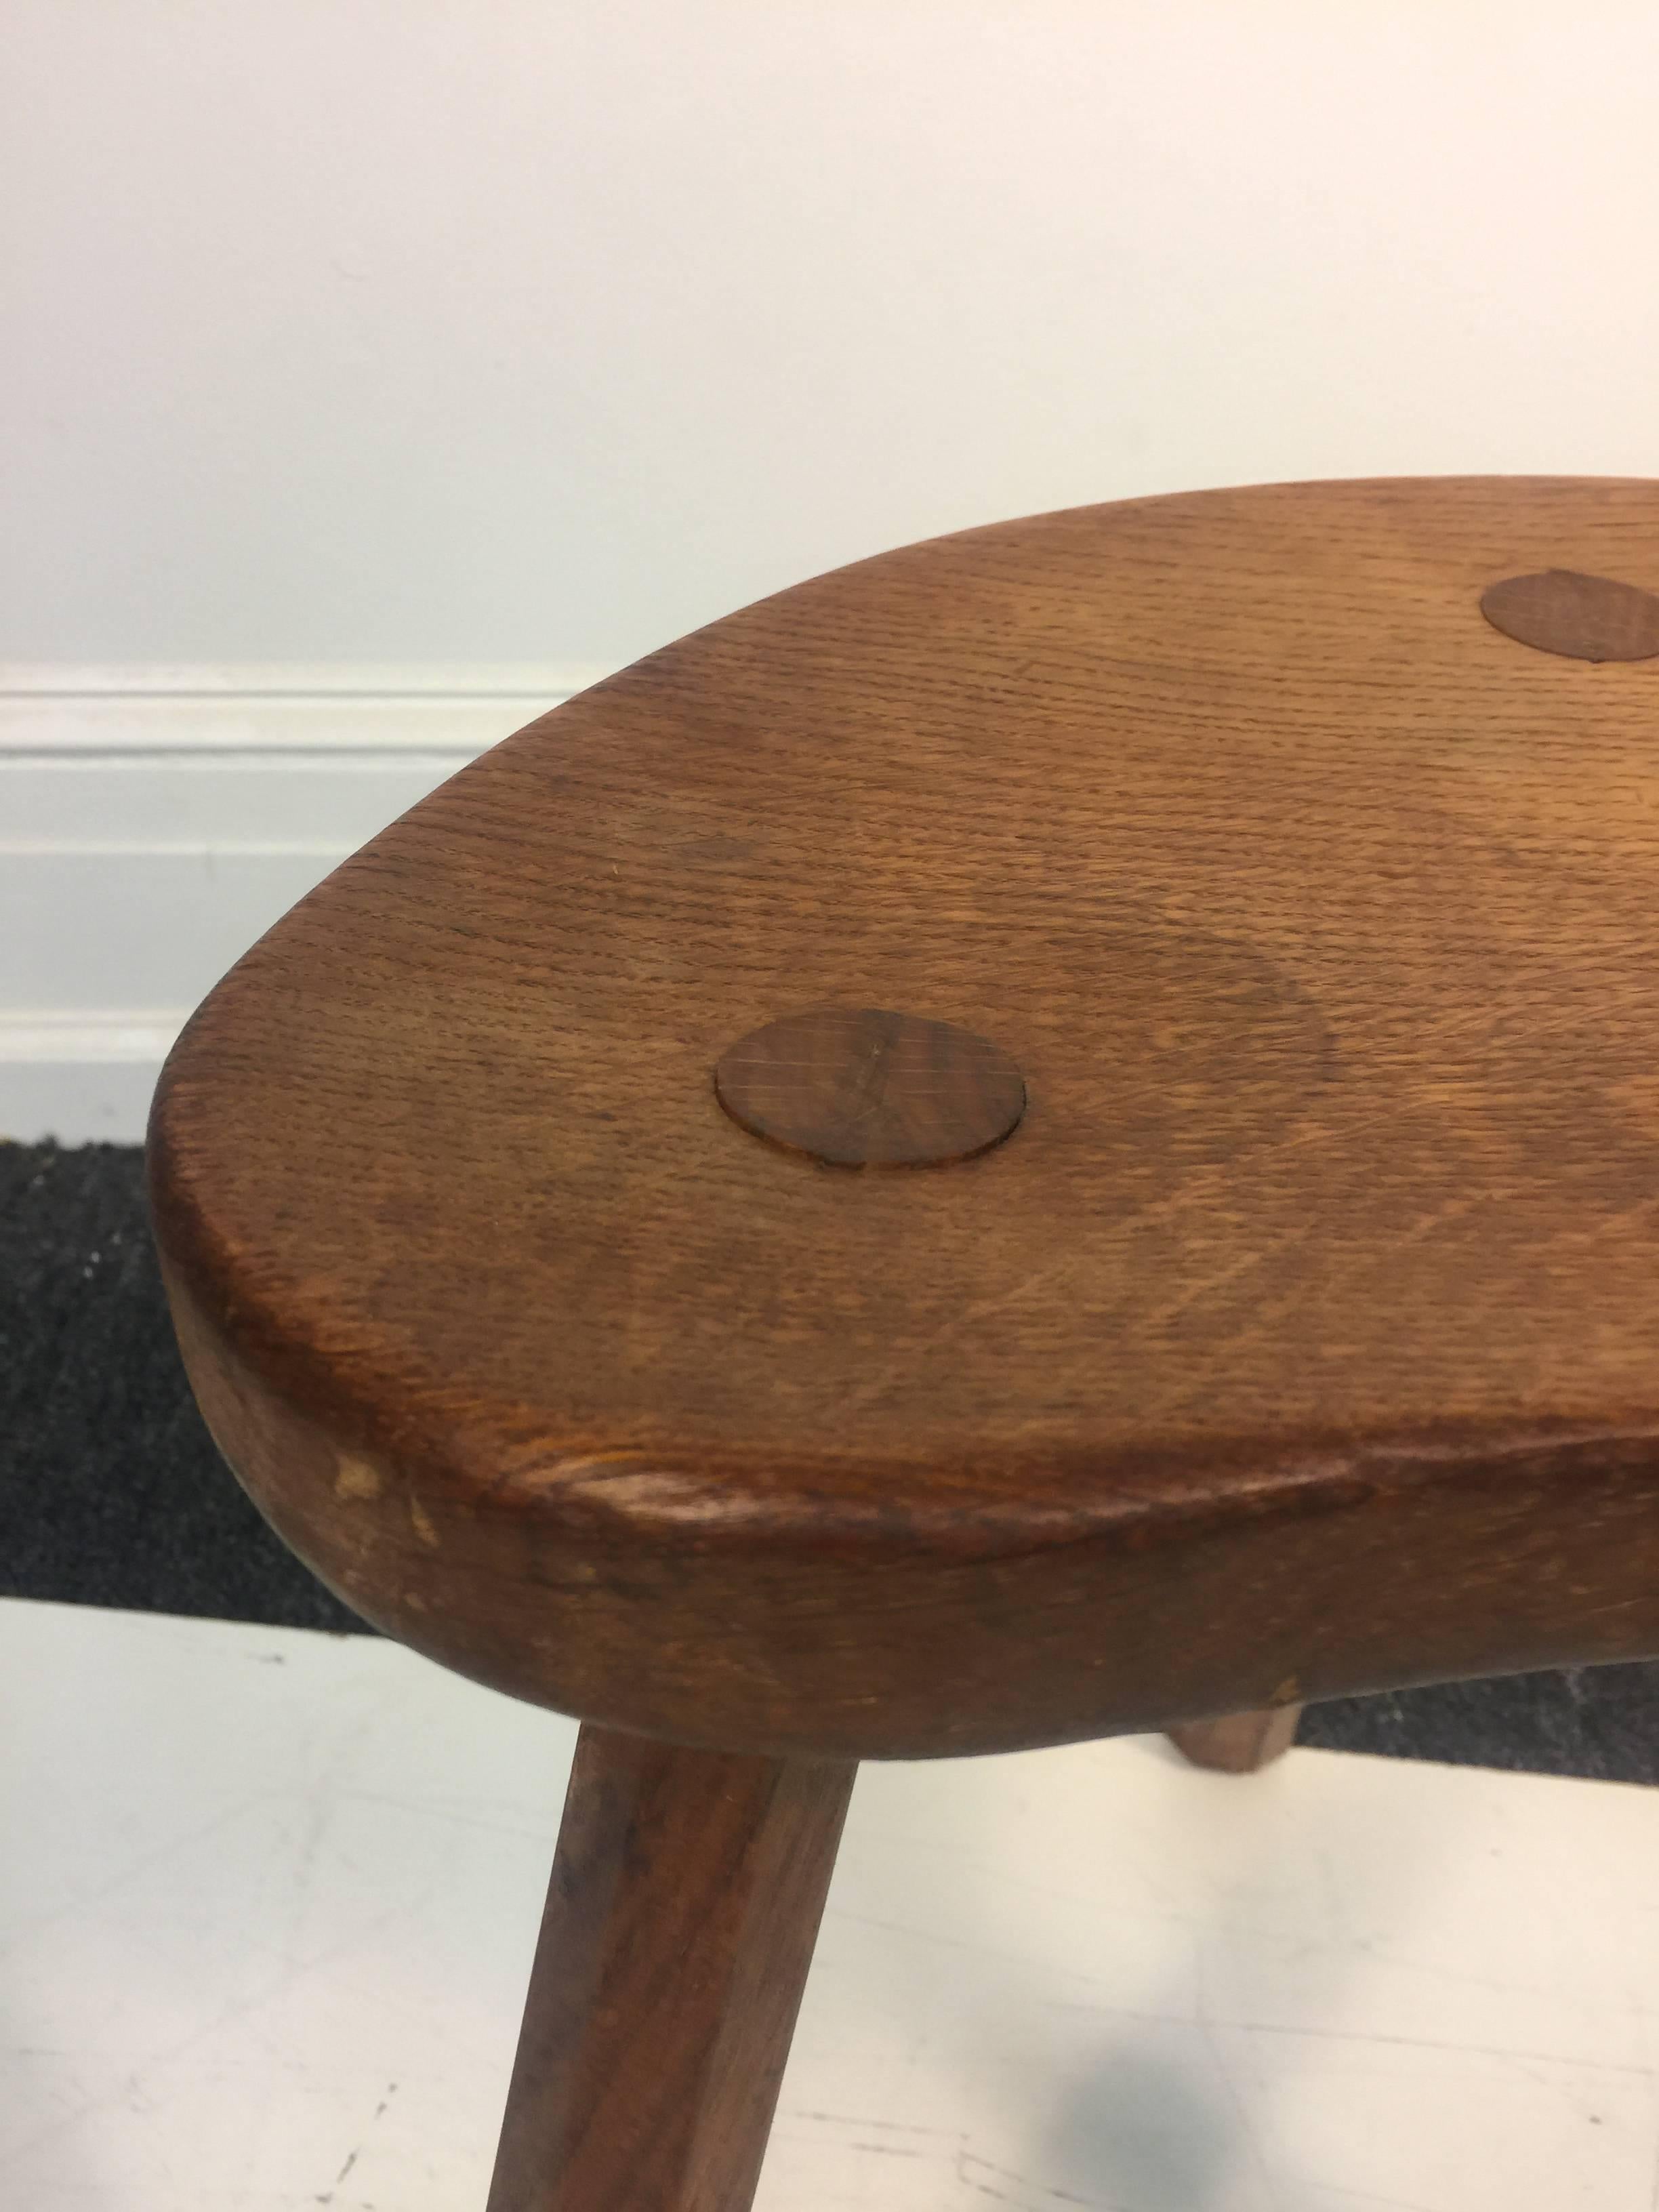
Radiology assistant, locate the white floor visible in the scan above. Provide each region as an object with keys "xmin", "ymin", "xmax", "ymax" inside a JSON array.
[{"xmin": 5, "ymin": 1599, "xmax": 1659, "ymax": 2210}]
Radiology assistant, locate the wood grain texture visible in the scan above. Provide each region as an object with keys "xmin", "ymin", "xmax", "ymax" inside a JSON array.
[
  {"xmin": 714, "ymin": 1005, "xmax": 1025, "ymax": 1167},
  {"xmin": 486, "ymin": 1727, "xmax": 852, "ymax": 2212},
  {"xmin": 150, "ymin": 477, "xmax": 1659, "ymax": 1759},
  {"xmin": 1481, "ymin": 568, "xmax": 1659, "ymax": 662},
  {"xmin": 1168, "ymin": 1704, "xmax": 1301, "ymax": 1774}
]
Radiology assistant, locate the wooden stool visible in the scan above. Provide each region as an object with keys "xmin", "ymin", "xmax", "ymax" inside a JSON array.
[{"xmin": 149, "ymin": 477, "xmax": 1659, "ymax": 2211}]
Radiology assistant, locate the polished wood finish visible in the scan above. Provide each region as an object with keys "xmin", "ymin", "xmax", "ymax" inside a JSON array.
[
  {"xmin": 714, "ymin": 1005, "xmax": 1025, "ymax": 1168},
  {"xmin": 152, "ymin": 476, "xmax": 1659, "ymax": 1761},
  {"xmin": 487, "ymin": 1727, "xmax": 852, "ymax": 2212},
  {"xmin": 1481, "ymin": 567, "xmax": 1659, "ymax": 661},
  {"xmin": 1168, "ymin": 1704, "xmax": 1301, "ymax": 1774}
]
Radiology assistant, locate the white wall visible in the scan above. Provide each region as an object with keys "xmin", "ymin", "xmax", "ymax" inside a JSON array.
[
  {"xmin": 9, "ymin": 0, "xmax": 1659, "ymax": 667},
  {"xmin": 5, "ymin": 3, "xmax": 1659, "ymax": 1134}
]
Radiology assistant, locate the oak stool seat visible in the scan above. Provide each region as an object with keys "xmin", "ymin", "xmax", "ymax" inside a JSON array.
[{"xmin": 150, "ymin": 478, "xmax": 1659, "ymax": 2211}]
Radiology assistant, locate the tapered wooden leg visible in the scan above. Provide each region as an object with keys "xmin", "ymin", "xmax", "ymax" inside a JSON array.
[
  {"xmin": 486, "ymin": 1724, "xmax": 855, "ymax": 2212},
  {"xmin": 1167, "ymin": 1703, "xmax": 1302, "ymax": 1773}
]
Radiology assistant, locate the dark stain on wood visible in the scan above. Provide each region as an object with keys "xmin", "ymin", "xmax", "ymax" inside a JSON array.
[
  {"xmin": 1480, "ymin": 567, "xmax": 1659, "ymax": 662},
  {"xmin": 714, "ymin": 1005, "xmax": 1026, "ymax": 1168}
]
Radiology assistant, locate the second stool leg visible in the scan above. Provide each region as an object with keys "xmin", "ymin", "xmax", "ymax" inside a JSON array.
[
  {"xmin": 1167, "ymin": 1704, "xmax": 1302, "ymax": 1773},
  {"xmin": 486, "ymin": 1723, "xmax": 855, "ymax": 2212}
]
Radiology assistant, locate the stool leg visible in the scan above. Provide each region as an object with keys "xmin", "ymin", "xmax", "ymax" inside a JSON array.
[
  {"xmin": 1166, "ymin": 1704, "xmax": 1302, "ymax": 1773},
  {"xmin": 486, "ymin": 1723, "xmax": 855, "ymax": 2212}
]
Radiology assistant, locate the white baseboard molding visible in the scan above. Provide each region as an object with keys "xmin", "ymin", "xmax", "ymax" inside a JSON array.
[
  {"xmin": 0, "ymin": 659, "xmax": 608, "ymax": 753},
  {"xmin": 1, "ymin": 664, "xmax": 607, "ymax": 1144},
  {"xmin": 0, "ymin": 1015, "xmax": 183, "ymax": 1148}
]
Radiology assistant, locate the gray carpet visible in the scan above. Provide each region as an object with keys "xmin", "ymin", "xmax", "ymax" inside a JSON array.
[{"xmin": 7, "ymin": 1139, "xmax": 1659, "ymax": 1784}]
